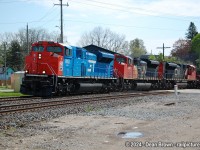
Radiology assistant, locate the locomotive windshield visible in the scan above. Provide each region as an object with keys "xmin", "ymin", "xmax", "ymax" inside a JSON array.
[
  {"xmin": 116, "ymin": 57, "xmax": 126, "ymax": 64},
  {"xmin": 32, "ymin": 46, "xmax": 44, "ymax": 52},
  {"xmin": 47, "ymin": 46, "xmax": 62, "ymax": 53}
]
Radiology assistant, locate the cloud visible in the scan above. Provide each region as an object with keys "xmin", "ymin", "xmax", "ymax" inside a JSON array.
[
  {"xmin": 141, "ymin": 0, "xmax": 200, "ymax": 17},
  {"xmin": 23, "ymin": 0, "xmax": 199, "ymax": 53},
  {"xmin": 115, "ymin": 13, "xmax": 131, "ymax": 20},
  {"xmin": 28, "ymin": 0, "xmax": 200, "ymax": 18}
]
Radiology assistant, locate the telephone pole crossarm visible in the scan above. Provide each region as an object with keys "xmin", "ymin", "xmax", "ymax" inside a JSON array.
[{"xmin": 156, "ymin": 43, "xmax": 171, "ymax": 60}]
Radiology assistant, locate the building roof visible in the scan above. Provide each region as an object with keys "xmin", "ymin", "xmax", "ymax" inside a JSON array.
[{"xmin": 0, "ymin": 67, "xmax": 14, "ymax": 74}]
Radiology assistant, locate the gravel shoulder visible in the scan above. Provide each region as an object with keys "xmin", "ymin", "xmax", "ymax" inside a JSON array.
[{"xmin": 1, "ymin": 90, "xmax": 200, "ymax": 150}]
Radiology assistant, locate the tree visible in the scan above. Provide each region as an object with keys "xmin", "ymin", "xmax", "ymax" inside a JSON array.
[
  {"xmin": 0, "ymin": 33, "xmax": 15, "ymax": 66},
  {"xmin": 191, "ymin": 33, "xmax": 200, "ymax": 67},
  {"xmin": 192, "ymin": 34, "xmax": 200, "ymax": 55},
  {"xmin": 171, "ymin": 39, "xmax": 192, "ymax": 61},
  {"xmin": 129, "ymin": 38, "xmax": 147, "ymax": 58},
  {"xmin": 0, "ymin": 43, "xmax": 4, "ymax": 65},
  {"xmin": 186, "ymin": 22, "xmax": 198, "ymax": 40},
  {"xmin": 148, "ymin": 54, "xmax": 156, "ymax": 60},
  {"xmin": 157, "ymin": 53, "xmax": 164, "ymax": 62},
  {"xmin": 16, "ymin": 27, "xmax": 60, "ymax": 56},
  {"xmin": 78, "ymin": 26, "xmax": 127, "ymax": 53},
  {"xmin": 6, "ymin": 40, "xmax": 23, "ymax": 71},
  {"xmin": 0, "ymin": 28, "xmax": 61, "ymax": 70}
]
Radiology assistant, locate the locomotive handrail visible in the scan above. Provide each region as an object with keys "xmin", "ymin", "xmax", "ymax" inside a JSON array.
[
  {"xmin": 24, "ymin": 64, "xmax": 32, "ymax": 74},
  {"xmin": 23, "ymin": 64, "xmax": 28, "ymax": 71},
  {"xmin": 40, "ymin": 63, "xmax": 57, "ymax": 92},
  {"xmin": 40, "ymin": 63, "xmax": 57, "ymax": 75},
  {"xmin": 113, "ymin": 68, "xmax": 123, "ymax": 79},
  {"xmin": 113, "ymin": 69, "xmax": 119, "ymax": 78}
]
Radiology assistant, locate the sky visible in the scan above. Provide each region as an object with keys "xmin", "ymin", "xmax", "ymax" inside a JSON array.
[{"xmin": 0, "ymin": 0, "xmax": 200, "ymax": 56}]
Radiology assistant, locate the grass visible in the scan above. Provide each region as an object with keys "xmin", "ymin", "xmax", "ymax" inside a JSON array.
[
  {"xmin": 0, "ymin": 86, "xmax": 9, "ymax": 90},
  {"xmin": 85, "ymin": 105, "xmax": 94, "ymax": 112},
  {"xmin": 0, "ymin": 86, "xmax": 27, "ymax": 97},
  {"xmin": 0, "ymin": 92, "xmax": 26, "ymax": 97}
]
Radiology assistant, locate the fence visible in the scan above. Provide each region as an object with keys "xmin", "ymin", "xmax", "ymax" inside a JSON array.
[{"xmin": 0, "ymin": 79, "xmax": 11, "ymax": 86}]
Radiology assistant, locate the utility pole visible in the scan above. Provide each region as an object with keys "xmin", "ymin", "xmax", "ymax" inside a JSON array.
[
  {"xmin": 54, "ymin": 0, "xmax": 69, "ymax": 43},
  {"xmin": 157, "ymin": 43, "xmax": 171, "ymax": 60},
  {"xmin": 27, "ymin": 23, "xmax": 29, "ymax": 54},
  {"xmin": 3, "ymin": 42, "xmax": 7, "ymax": 87}
]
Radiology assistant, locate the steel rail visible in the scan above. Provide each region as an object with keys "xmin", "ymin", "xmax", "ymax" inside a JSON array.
[{"xmin": 0, "ymin": 91, "xmax": 171, "ymax": 115}]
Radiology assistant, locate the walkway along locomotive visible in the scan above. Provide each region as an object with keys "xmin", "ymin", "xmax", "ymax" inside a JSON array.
[{"xmin": 20, "ymin": 41, "xmax": 199, "ymax": 97}]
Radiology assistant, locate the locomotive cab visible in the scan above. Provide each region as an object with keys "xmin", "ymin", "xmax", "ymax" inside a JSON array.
[
  {"xmin": 165, "ymin": 62, "xmax": 180, "ymax": 79},
  {"xmin": 25, "ymin": 41, "xmax": 64, "ymax": 76},
  {"xmin": 114, "ymin": 54, "xmax": 134, "ymax": 79},
  {"xmin": 140, "ymin": 58, "xmax": 160, "ymax": 78},
  {"xmin": 21, "ymin": 41, "xmax": 65, "ymax": 96}
]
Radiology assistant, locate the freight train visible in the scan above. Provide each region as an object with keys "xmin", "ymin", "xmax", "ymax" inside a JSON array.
[{"xmin": 20, "ymin": 41, "xmax": 200, "ymax": 96}]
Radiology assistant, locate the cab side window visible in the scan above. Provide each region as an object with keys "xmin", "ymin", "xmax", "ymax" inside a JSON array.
[
  {"xmin": 188, "ymin": 67, "xmax": 193, "ymax": 75},
  {"xmin": 76, "ymin": 49, "xmax": 82, "ymax": 58},
  {"xmin": 128, "ymin": 58, "xmax": 132, "ymax": 65},
  {"xmin": 65, "ymin": 48, "xmax": 72, "ymax": 56}
]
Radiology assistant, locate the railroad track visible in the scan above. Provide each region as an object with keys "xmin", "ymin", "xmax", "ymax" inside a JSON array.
[
  {"xmin": 0, "ymin": 96, "xmax": 36, "ymax": 103},
  {"xmin": 0, "ymin": 91, "xmax": 171, "ymax": 116}
]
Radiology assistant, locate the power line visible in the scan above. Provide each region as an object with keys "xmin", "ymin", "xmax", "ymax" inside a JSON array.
[
  {"xmin": 71, "ymin": 0, "xmax": 199, "ymax": 22},
  {"xmin": 36, "ymin": 6, "xmax": 57, "ymax": 22},
  {"xmin": 82, "ymin": 0, "xmax": 200, "ymax": 19},
  {"xmin": 63, "ymin": 19, "xmax": 185, "ymax": 31},
  {"xmin": 0, "ymin": 0, "xmax": 193, "ymax": 32},
  {"xmin": 0, "ymin": 18, "xmax": 186, "ymax": 32},
  {"xmin": 0, "ymin": 19, "xmax": 59, "ymax": 25},
  {"xmin": 0, "ymin": 0, "xmax": 52, "ymax": 3},
  {"xmin": 38, "ymin": 12, "xmax": 60, "ymax": 28}
]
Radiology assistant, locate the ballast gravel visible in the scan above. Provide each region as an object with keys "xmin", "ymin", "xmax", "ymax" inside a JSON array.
[{"xmin": 1, "ymin": 90, "xmax": 200, "ymax": 150}]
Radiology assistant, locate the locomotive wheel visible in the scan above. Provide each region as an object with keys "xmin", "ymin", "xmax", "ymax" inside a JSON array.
[{"xmin": 57, "ymin": 83, "xmax": 66, "ymax": 96}]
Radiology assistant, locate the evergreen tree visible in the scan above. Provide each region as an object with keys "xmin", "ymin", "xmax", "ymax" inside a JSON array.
[
  {"xmin": 7, "ymin": 40, "xmax": 23, "ymax": 71},
  {"xmin": 186, "ymin": 22, "xmax": 198, "ymax": 40}
]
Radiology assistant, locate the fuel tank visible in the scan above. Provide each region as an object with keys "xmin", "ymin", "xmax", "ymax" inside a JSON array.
[
  {"xmin": 75, "ymin": 83, "xmax": 103, "ymax": 92},
  {"xmin": 176, "ymin": 82, "xmax": 187, "ymax": 89},
  {"xmin": 135, "ymin": 83, "xmax": 152, "ymax": 91}
]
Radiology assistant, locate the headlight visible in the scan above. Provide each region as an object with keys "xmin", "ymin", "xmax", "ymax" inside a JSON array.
[
  {"xmin": 38, "ymin": 54, "xmax": 42, "ymax": 59},
  {"xmin": 25, "ymin": 70, "xmax": 28, "ymax": 73},
  {"xmin": 42, "ymin": 71, "xmax": 46, "ymax": 74}
]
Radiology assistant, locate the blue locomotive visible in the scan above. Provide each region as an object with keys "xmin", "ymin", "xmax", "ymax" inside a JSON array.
[{"xmin": 63, "ymin": 45, "xmax": 114, "ymax": 78}]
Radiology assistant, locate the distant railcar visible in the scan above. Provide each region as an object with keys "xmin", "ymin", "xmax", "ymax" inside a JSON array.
[{"xmin": 186, "ymin": 65, "xmax": 197, "ymax": 88}]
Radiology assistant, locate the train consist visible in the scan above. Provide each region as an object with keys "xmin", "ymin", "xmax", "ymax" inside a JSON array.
[{"xmin": 20, "ymin": 41, "xmax": 200, "ymax": 96}]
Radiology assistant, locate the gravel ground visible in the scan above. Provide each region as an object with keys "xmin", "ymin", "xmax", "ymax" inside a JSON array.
[{"xmin": 0, "ymin": 90, "xmax": 200, "ymax": 150}]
